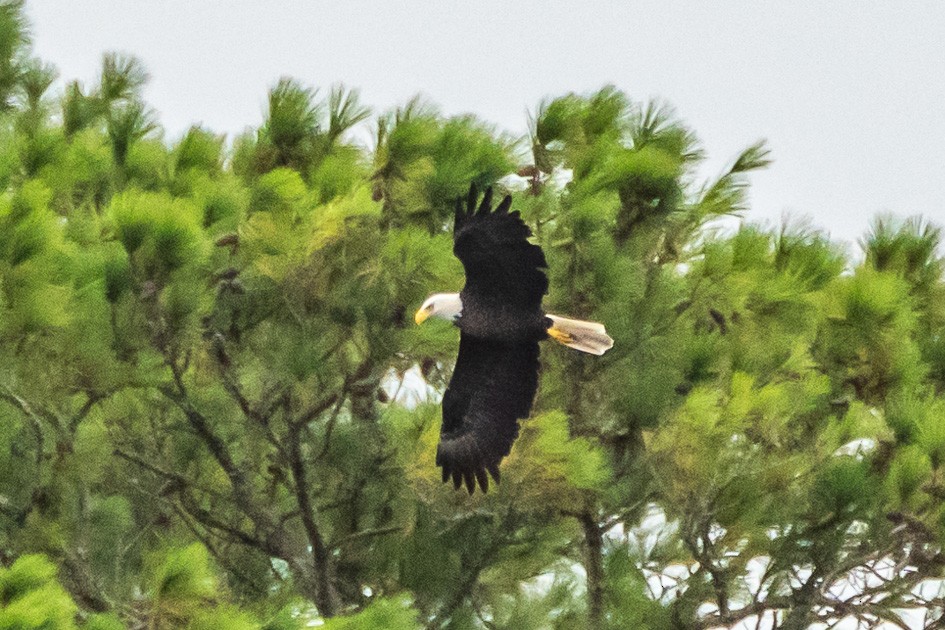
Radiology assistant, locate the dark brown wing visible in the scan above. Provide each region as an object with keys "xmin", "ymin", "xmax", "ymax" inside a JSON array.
[
  {"xmin": 453, "ymin": 185, "xmax": 548, "ymax": 311},
  {"xmin": 436, "ymin": 333, "xmax": 540, "ymax": 494}
]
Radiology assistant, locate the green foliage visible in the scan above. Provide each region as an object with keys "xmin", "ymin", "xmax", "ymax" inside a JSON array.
[
  {"xmin": 250, "ymin": 167, "xmax": 307, "ymax": 216},
  {"xmin": 146, "ymin": 544, "xmax": 231, "ymax": 627},
  {"xmin": 99, "ymin": 53, "xmax": 148, "ymax": 104},
  {"xmin": 510, "ymin": 411, "xmax": 610, "ymax": 497},
  {"xmin": 0, "ymin": 7, "xmax": 942, "ymax": 628},
  {"xmin": 173, "ymin": 126, "xmax": 224, "ymax": 179},
  {"xmin": 604, "ymin": 547, "xmax": 671, "ymax": 630},
  {"xmin": 62, "ymin": 81, "xmax": 102, "ymax": 138},
  {"xmin": 17, "ymin": 58, "xmax": 56, "ymax": 112},
  {"xmin": 0, "ymin": 555, "xmax": 77, "ymax": 629},
  {"xmin": 321, "ymin": 597, "xmax": 419, "ymax": 629},
  {"xmin": 0, "ymin": 0, "xmax": 30, "ymax": 113},
  {"xmin": 83, "ymin": 614, "xmax": 125, "ymax": 630},
  {"xmin": 106, "ymin": 100, "xmax": 158, "ymax": 167},
  {"xmin": 109, "ymin": 190, "xmax": 207, "ymax": 278},
  {"xmin": 265, "ymin": 78, "xmax": 321, "ymax": 164},
  {"xmin": 325, "ymin": 85, "xmax": 371, "ymax": 148}
]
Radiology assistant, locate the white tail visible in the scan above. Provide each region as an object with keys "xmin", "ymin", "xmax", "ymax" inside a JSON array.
[{"xmin": 547, "ymin": 315, "xmax": 614, "ymax": 356}]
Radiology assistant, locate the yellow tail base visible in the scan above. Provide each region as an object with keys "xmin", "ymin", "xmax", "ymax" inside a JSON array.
[
  {"xmin": 546, "ymin": 315, "xmax": 614, "ymax": 355},
  {"xmin": 547, "ymin": 327, "xmax": 574, "ymax": 345}
]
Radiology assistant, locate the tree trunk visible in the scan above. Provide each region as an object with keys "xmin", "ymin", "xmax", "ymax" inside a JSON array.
[
  {"xmin": 288, "ymin": 556, "xmax": 342, "ymax": 618},
  {"xmin": 579, "ymin": 510, "xmax": 605, "ymax": 629},
  {"xmin": 349, "ymin": 378, "xmax": 379, "ymax": 424}
]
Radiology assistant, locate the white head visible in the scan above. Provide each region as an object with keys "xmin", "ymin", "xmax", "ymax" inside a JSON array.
[{"xmin": 415, "ymin": 293, "xmax": 463, "ymax": 324}]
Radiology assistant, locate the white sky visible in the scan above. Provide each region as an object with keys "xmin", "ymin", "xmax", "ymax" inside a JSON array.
[{"xmin": 25, "ymin": 0, "xmax": 945, "ymax": 246}]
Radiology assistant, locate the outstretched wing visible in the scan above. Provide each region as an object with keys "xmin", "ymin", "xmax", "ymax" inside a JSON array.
[
  {"xmin": 453, "ymin": 185, "xmax": 548, "ymax": 311},
  {"xmin": 436, "ymin": 334, "xmax": 540, "ymax": 493}
]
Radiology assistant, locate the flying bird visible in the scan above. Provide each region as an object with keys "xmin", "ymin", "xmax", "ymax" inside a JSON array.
[{"xmin": 415, "ymin": 185, "xmax": 613, "ymax": 494}]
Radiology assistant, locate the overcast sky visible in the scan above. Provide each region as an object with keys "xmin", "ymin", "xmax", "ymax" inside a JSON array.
[{"xmin": 25, "ymin": 1, "xmax": 945, "ymax": 246}]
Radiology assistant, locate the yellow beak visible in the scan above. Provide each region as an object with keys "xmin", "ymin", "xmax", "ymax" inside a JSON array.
[{"xmin": 415, "ymin": 308, "xmax": 431, "ymax": 325}]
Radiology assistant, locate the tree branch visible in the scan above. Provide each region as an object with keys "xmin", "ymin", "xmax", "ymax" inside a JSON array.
[
  {"xmin": 116, "ymin": 447, "xmax": 271, "ymax": 553},
  {"xmin": 693, "ymin": 598, "xmax": 793, "ymax": 630},
  {"xmin": 578, "ymin": 509, "xmax": 605, "ymax": 630},
  {"xmin": 113, "ymin": 448, "xmax": 190, "ymax": 486},
  {"xmin": 286, "ymin": 401, "xmax": 341, "ymax": 617},
  {"xmin": 170, "ymin": 503, "xmax": 269, "ymax": 596},
  {"xmin": 68, "ymin": 392, "xmax": 105, "ymax": 434},
  {"xmin": 158, "ymin": 369, "xmax": 273, "ymax": 535},
  {"xmin": 332, "ymin": 525, "xmax": 402, "ymax": 548},
  {"xmin": 0, "ymin": 390, "xmax": 46, "ymax": 467}
]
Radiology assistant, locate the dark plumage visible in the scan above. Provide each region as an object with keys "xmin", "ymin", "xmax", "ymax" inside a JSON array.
[
  {"xmin": 417, "ymin": 185, "xmax": 613, "ymax": 494},
  {"xmin": 436, "ymin": 186, "xmax": 550, "ymax": 494}
]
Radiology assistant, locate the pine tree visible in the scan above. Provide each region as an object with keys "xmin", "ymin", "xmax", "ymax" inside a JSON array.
[{"xmin": 0, "ymin": 3, "xmax": 943, "ymax": 627}]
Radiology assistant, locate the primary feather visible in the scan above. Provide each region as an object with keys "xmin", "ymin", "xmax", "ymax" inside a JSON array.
[
  {"xmin": 437, "ymin": 336, "xmax": 540, "ymax": 494},
  {"xmin": 453, "ymin": 185, "xmax": 548, "ymax": 313},
  {"xmin": 436, "ymin": 186, "xmax": 549, "ymax": 493},
  {"xmin": 422, "ymin": 185, "xmax": 611, "ymax": 494}
]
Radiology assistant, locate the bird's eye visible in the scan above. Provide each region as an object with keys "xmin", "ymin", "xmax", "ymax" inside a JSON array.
[{"xmin": 426, "ymin": 304, "xmax": 434, "ymax": 311}]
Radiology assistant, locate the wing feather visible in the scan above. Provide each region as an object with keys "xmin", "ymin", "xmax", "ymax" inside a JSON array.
[
  {"xmin": 453, "ymin": 185, "xmax": 548, "ymax": 311},
  {"xmin": 437, "ymin": 334, "xmax": 540, "ymax": 493}
]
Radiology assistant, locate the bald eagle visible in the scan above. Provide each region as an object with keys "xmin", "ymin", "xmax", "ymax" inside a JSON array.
[{"xmin": 414, "ymin": 186, "xmax": 613, "ymax": 494}]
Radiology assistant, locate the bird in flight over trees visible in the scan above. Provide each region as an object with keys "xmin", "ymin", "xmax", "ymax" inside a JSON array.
[{"xmin": 415, "ymin": 185, "xmax": 613, "ymax": 494}]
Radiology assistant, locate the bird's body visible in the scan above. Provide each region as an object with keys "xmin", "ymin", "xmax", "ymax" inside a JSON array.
[
  {"xmin": 415, "ymin": 185, "xmax": 613, "ymax": 494},
  {"xmin": 455, "ymin": 294, "xmax": 550, "ymax": 343}
]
